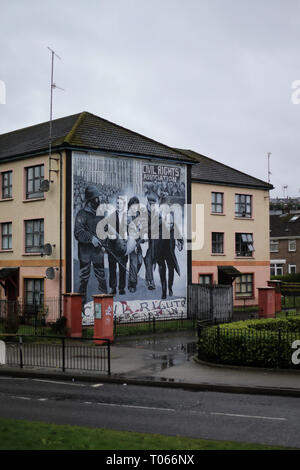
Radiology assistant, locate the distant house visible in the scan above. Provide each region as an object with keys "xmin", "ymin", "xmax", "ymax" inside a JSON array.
[
  {"xmin": 270, "ymin": 213, "xmax": 300, "ymax": 276},
  {"xmin": 270, "ymin": 197, "xmax": 300, "ymax": 215},
  {"xmin": 179, "ymin": 149, "xmax": 273, "ymax": 307}
]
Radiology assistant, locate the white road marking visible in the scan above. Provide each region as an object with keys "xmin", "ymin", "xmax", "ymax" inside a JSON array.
[
  {"xmin": 211, "ymin": 412, "xmax": 286, "ymax": 421},
  {"xmin": 32, "ymin": 379, "xmax": 86, "ymax": 387},
  {"xmin": 97, "ymin": 402, "xmax": 175, "ymax": 412},
  {"xmin": 91, "ymin": 384, "xmax": 104, "ymax": 388}
]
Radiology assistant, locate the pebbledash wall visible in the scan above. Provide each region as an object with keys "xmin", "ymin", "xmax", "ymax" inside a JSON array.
[
  {"xmin": 191, "ymin": 182, "xmax": 271, "ymax": 307},
  {"xmin": 67, "ymin": 150, "xmax": 189, "ymax": 325}
]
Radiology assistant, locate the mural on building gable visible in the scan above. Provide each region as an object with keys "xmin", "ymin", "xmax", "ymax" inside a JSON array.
[{"xmin": 72, "ymin": 152, "xmax": 187, "ymax": 324}]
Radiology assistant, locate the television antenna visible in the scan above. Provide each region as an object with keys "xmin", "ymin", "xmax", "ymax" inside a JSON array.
[
  {"xmin": 282, "ymin": 185, "xmax": 288, "ymax": 198},
  {"xmin": 47, "ymin": 46, "xmax": 65, "ymax": 182},
  {"xmin": 267, "ymin": 152, "xmax": 272, "ymax": 184}
]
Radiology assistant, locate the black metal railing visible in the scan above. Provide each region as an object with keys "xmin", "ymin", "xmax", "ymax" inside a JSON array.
[
  {"xmin": 197, "ymin": 322, "xmax": 300, "ymax": 369},
  {"xmin": 0, "ymin": 298, "xmax": 61, "ymax": 336},
  {"xmin": 2, "ymin": 335, "xmax": 111, "ymax": 375}
]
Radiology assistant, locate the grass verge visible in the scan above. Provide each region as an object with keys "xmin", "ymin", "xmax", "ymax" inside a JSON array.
[{"xmin": 0, "ymin": 418, "xmax": 293, "ymax": 450}]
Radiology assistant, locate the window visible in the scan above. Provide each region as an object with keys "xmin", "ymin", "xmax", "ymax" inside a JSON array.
[
  {"xmin": 235, "ymin": 194, "xmax": 252, "ymax": 218},
  {"xmin": 270, "ymin": 239, "xmax": 279, "ymax": 252},
  {"xmin": 288, "ymin": 239, "xmax": 297, "ymax": 252},
  {"xmin": 235, "ymin": 233, "xmax": 254, "ymax": 257},
  {"xmin": 270, "ymin": 263, "xmax": 284, "ymax": 276},
  {"xmin": 289, "ymin": 265, "xmax": 297, "ymax": 275},
  {"xmin": 24, "ymin": 279, "xmax": 44, "ymax": 307},
  {"xmin": 211, "ymin": 192, "xmax": 224, "ymax": 213},
  {"xmin": 199, "ymin": 274, "xmax": 213, "ymax": 285},
  {"xmin": 2, "ymin": 171, "xmax": 12, "ymax": 199},
  {"xmin": 212, "ymin": 232, "xmax": 224, "ymax": 254},
  {"xmin": 25, "ymin": 219, "xmax": 44, "ymax": 253},
  {"xmin": 236, "ymin": 274, "xmax": 254, "ymax": 298},
  {"xmin": 26, "ymin": 165, "xmax": 44, "ymax": 199},
  {"xmin": 1, "ymin": 222, "xmax": 12, "ymax": 250}
]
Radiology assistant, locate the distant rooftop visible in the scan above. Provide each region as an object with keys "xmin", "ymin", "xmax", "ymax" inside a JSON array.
[
  {"xmin": 177, "ymin": 148, "xmax": 273, "ymax": 190},
  {"xmin": 270, "ymin": 197, "xmax": 300, "ymax": 204},
  {"xmin": 270, "ymin": 213, "xmax": 300, "ymax": 237}
]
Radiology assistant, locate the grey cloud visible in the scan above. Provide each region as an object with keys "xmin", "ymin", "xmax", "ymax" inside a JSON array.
[{"xmin": 1, "ymin": 0, "xmax": 300, "ymax": 197}]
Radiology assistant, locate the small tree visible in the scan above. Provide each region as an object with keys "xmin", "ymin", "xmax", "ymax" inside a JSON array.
[
  {"xmin": 50, "ymin": 316, "xmax": 67, "ymax": 336},
  {"xmin": 4, "ymin": 302, "xmax": 20, "ymax": 334}
]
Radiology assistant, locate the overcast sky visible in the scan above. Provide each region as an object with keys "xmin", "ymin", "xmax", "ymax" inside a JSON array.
[{"xmin": 1, "ymin": 0, "xmax": 300, "ymax": 198}]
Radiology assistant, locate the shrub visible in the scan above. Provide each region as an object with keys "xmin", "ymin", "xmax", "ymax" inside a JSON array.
[
  {"xmin": 272, "ymin": 272, "xmax": 300, "ymax": 282},
  {"xmin": 50, "ymin": 316, "xmax": 67, "ymax": 336},
  {"xmin": 3, "ymin": 304, "xmax": 20, "ymax": 334},
  {"xmin": 198, "ymin": 316, "xmax": 300, "ymax": 369}
]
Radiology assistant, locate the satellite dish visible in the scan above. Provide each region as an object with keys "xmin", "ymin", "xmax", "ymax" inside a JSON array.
[
  {"xmin": 41, "ymin": 243, "xmax": 53, "ymax": 256},
  {"xmin": 45, "ymin": 267, "xmax": 55, "ymax": 280},
  {"xmin": 40, "ymin": 180, "xmax": 50, "ymax": 192}
]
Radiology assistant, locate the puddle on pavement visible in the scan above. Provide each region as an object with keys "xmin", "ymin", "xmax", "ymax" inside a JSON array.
[
  {"xmin": 115, "ymin": 332, "xmax": 198, "ymax": 373},
  {"xmin": 146, "ymin": 341, "xmax": 197, "ymax": 372}
]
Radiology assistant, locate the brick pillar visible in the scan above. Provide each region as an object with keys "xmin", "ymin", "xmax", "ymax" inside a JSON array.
[
  {"xmin": 258, "ymin": 287, "xmax": 276, "ymax": 318},
  {"xmin": 267, "ymin": 280, "xmax": 282, "ymax": 313},
  {"xmin": 93, "ymin": 294, "xmax": 114, "ymax": 345},
  {"xmin": 63, "ymin": 293, "xmax": 83, "ymax": 337}
]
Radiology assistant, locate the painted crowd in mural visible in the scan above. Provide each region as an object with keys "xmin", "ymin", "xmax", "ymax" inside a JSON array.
[{"xmin": 72, "ymin": 152, "xmax": 187, "ymax": 324}]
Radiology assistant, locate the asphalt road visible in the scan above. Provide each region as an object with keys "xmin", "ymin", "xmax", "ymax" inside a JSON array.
[{"xmin": 0, "ymin": 375, "xmax": 299, "ymax": 449}]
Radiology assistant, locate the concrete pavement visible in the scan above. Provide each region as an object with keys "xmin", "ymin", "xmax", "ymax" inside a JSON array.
[{"xmin": 1, "ymin": 330, "xmax": 300, "ymax": 397}]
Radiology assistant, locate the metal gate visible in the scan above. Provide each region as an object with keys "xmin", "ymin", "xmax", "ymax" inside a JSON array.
[{"xmin": 187, "ymin": 284, "xmax": 233, "ymax": 322}]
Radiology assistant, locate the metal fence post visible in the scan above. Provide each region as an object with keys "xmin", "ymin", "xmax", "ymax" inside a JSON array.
[
  {"xmin": 217, "ymin": 325, "xmax": 221, "ymax": 360},
  {"xmin": 107, "ymin": 339, "xmax": 111, "ymax": 376},
  {"xmin": 277, "ymin": 328, "xmax": 282, "ymax": 368},
  {"xmin": 19, "ymin": 335, "xmax": 23, "ymax": 368},
  {"xmin": 34, "ymin": 310, "xmax": 38, "ymax": 336},
  {"xmin": 197, "ymin": 321, "xmax": 202, "ymax": 340},
  {"xmin": 210, "ymin": 287, "xmax": 214, "ymax": 323},
  {"xmin": 62, "ymin": 337, "xmax": 65, "ymax": 372},
  {"xmin": 197, "ymin": 322, "xmax": 203, "ymax": 360}
]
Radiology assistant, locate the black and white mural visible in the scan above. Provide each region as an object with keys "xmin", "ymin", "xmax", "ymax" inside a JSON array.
[{"xmin": 72, "ymin": 151, "xmax": 187, "ymax": 324}]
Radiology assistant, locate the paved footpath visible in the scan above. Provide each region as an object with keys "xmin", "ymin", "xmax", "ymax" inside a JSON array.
[{"xmin": 1, "ymin": 330, "xmax": 300, "ymax": 397}]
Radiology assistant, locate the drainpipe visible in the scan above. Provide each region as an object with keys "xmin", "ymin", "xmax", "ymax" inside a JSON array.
[{"xmin": 58, "ymin": 151, "xmax": 63, "ymax": 317}]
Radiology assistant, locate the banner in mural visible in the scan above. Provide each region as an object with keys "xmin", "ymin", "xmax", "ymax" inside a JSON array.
[{"xmin": 72, "ymin": 151, "xmax": 187, "ymax": 324}]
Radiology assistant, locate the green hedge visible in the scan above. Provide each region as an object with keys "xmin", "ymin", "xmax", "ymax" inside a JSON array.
[
  {"xmin": 221, "ymin": 316, "xmax": 300, "ymax": 332},
  {"xmin": 198, "ymin": 316, "xmax": 300, "ymax": 369},
  {"xmin": 272, "ymin": 273, "xmax": 300, "ymax": 282}
]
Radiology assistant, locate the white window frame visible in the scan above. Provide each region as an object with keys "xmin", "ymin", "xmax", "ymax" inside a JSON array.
[
  {"xmin": 270, "ymin": 239, "xmax": 279, "ymax": 253},
  {"xmin": 288, "ymin": 264, "xmax": 297, "ymax": 274},
  {"xmin": 270, "ymin": 261, "xmax": 285, "ymax": 276},
  {"xmin": 288, "ymin": 239, "xmax": 297, "ymax": 252}
]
